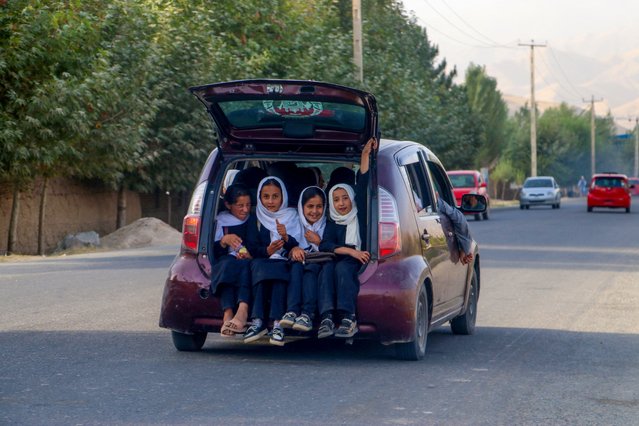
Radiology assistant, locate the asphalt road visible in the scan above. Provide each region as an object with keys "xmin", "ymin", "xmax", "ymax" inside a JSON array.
[{"xmin": 1, "ymin": 197, "xmax": 638, "ymax": 425}]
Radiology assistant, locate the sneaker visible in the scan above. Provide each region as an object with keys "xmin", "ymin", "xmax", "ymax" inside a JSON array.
[
  {"xmin": 292, "ymin": 314, "xmax": 313, "ymax": 332},
  {"xmin": 244, "ymin": 323, "xmax": 267, "ymax": 343},
  {"xmin": 279, "ymin": 311, "xmax": 297, "ymax": 329},
  {"xmin": 334, "ymin": 318, "xmax": 358, "ymax": 338},
  {"xmin": 317, "ymin": 317, "xmax": 335, "ymax": 339},
  {"xmin": 269, "ymin": 327, "xmax": 285, "ymax": 346}
]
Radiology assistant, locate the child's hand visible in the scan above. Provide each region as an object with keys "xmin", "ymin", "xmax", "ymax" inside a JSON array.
[
  {"xmin": 460, "ymin": 250, "xmax": 473, "ymax": 265},
  {"xmin": 362, "ymin": 137, "xmax": 377, "ymax": 157},
  {"xmin": 304, "ymin": 229, "xmax": 321, "ymax": 246},
  {"xmin": 350, "ymin": 248, "xmax": 371, "ymax": 264},
  {"xmin": 276, "ymin": 219, "xmax": 288, "ymax": 242},
  {"xmin": 289, "ymin": 246, "xmax": 305, "ymax": 262},
  {"xmin": 267, "ymin": 239, "xmax": 285, "ymax": 256},
  {"xmin": 236, "ymin": 247, "xmax": 252, "ymax": 260},
  {"xmin": 222, "ymin": 234, "xmax": 242, "ymax": 251}
]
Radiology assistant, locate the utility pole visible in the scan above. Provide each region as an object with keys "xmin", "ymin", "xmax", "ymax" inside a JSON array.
[
  {"xmin": 633, "ymin": 117, "xmax": 639, "ymax": 177},
  {"xmin": 583, "ymin": 96, "xmax": 603, "ymax": 176},
  {"xmin": 519, "ymin": 40, "xmax": 546, "ymax": 177},
  {"xmin": 352, "ymin": 0, "xmax": 363, "ymax": 83}
]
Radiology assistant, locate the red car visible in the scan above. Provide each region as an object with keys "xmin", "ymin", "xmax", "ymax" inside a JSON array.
[
  {"xmin": 629, "ymin": 177, "xmax": 639, "ymax": 196},
  {"xmin": 447, "ymin": 170, "xmax": 490, "ymax": 220},
  {"xmin": 587, "ymin": 173, "xmax": 632, "ymax": 213},
  {"xmin": 159, "ymin": 79, "xmax": 486, "ymax": 360}
]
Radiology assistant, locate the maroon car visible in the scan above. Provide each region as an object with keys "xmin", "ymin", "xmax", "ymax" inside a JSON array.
[{"xmin": 159, "ymin": 79, "xmax": 485, "ymax": 360}]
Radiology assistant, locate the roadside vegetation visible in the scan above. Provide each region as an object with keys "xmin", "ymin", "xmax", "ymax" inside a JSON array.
[{"xmin": 1, "ymin": 0, "xmax": 632, "ymax": 253}]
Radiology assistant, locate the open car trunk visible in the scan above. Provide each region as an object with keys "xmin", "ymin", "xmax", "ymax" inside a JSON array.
[{"xmin": 190, "ymin": 79, "xmax": 379, "ymax": 157}]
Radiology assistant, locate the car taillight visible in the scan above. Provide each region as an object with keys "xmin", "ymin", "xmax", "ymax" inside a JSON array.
[
  {"xmin": 378, "ymin": 187, "xmax": 401, "ymax": 258},
  {"xmin": 182, "ymin": 182, "xmax": 207, "ymax": 253}
]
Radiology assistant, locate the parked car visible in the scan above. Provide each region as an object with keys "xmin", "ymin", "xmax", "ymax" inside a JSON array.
[
  {"xmin": 587, "ymin": 173, "xmax": 632, "ymax": 213},
  {"xmin": 628, "ymin": 177, "xmax": 639, "ymax": 196},
  {"xmin": 519, "ymin": 176, "xmax": 562, "ymax": 209},
  {"xmin": 159, "ymin": 79, "xmax": 486, "ymax": 360},
  {"xmin": 447, "ymin": 170, "xmax": 490, "ymax": 221}
]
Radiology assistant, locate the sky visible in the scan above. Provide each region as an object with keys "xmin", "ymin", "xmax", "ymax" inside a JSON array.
[{"xmin": 400, "ymin": 0, "xmax": 639, "ymax": 122}]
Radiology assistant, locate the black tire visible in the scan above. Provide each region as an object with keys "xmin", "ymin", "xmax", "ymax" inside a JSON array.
[
  {"xmin": 587, "ymin": 206, "xmax": 593, "ymax": 212},
  {"xmin": 626, "ymin": 207, "xmax": 630, "ymax": 213},
  {"xmin": 525, "ymin": 205, "xmax": 530, "ymax": 210},
  {"xmin": 520, "ymin": 204, "xmax": 524, "ymax": 210},
  {"xmin": 171, "ymin": 330, "xmax": 207, "ymax": 352},
  {"xmin": 395, "ymin": 285, "xmax": 429, "ymax": 360},
  {"xmin": 451, "ymin": 270, "xmax": 478, "ymax": 335},
  {"xmin": 474, "ymin": 213, "xmax": 481, "ymax": 221},
  {"xmin": 482, "ymin": 209, "xmax": 489, "ymax": 220}
]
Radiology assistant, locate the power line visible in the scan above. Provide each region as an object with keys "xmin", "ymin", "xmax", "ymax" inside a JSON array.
[
  {"xmin": 423, "ymin": 0, "xmax": 495, "ymax": 47},
  {"xmin": 439, "ymin": 0, "xmax": 515, "ymax": 48},
  {"xmin": 545, "ymin": 45, "xmax": 585, "ymax": 100}
]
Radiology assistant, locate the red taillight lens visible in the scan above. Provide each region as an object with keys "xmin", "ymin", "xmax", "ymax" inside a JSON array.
[
  {"xmin": 378, "ymin": 187, "xmax": 401, "ymax": 258},
  {"xmin": 181, "ymin": 182, "xmax": 207, "ymax": 253},
  {"xmin": 182, "ymin": 215, "xmax": 200, "ymax": 252},
  {"xmin": 379, "ymin": 222, "xmax": 400, "ymax": 257}
]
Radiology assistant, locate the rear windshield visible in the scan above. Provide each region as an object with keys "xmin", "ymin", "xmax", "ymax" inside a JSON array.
[
  {"xmin": 524, "ymin": 178, "xmax": 553, "ymax": 188},
  {"xmin": 218, "ymin": 99, "xmax": 365, "ymax": 132},
  {"xmin": 593, "ymin": 177, "xmax": 625, "ymax": 188},
  {"xmin": 448, "ymin": 174, "xmax": 475, "ymax": 188}
]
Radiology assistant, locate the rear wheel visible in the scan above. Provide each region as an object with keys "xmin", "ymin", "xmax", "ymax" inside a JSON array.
[
  {"xmin": 171, "ymin": 331, "xmax": 207, "ymax": 351},
  {"xmin": 395, "ymin": 285, "xmax": 429, "ymax": 360},
  {"xmin": 451, "ymin": 270, "xmax": 478, "ymax": 335},
  {"xmin": 474, "ymin": 213, "xmax": 481, "ymax": 221},
  {"xmin": 587, "ymin": 206, "xmax": 593, "ymax": 212},
  {"xmin": 626, "ymin": 207, "xmax": 631, "ymax": 213},
  {"xmin": 520, "ymin": 204, "xmax": 524, "ymax": 210},
  {"xmin": 482, "ymin": 207, "xmax": 489, "ymax": 220},
  {"xmin": 525, "ymin": 205, "xmax": 530, "ymax": 210}
]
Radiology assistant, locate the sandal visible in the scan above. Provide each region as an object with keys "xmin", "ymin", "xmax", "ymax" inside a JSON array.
[{"xmin": 220, "ymin": 318, "xmax": 247, "ymax": 337}]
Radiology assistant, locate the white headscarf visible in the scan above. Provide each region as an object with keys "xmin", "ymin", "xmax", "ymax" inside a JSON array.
[
  {"xmin": 256, "ymin": 176, "xmax": 302, "ymax": 259},
  {"xmin": 328, "ymin": 183, "xmax": 361, "ymax": 250},
  {"xmin": 214, "ymin": 210, "xmax": 248, "ymax": 257},
  {"xmin": 297, "ymin": 186, "xmax": 326, "ymax": 252},
  {"xmin": 223, "ymin": 169, "xmax": 239, "ymax": 192}
]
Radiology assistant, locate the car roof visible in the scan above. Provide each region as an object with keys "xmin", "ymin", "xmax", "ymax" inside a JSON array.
[
  {"xmin": 592, "ymin": 173, "xmax": 627, "ymax": 179},
  {"xmin": 447, "ymin": 170, "xmax": 479, "ymax": 175},
  {"xmin": 525, "ymin": 176, "xmax": 555, "ymax": 180}
]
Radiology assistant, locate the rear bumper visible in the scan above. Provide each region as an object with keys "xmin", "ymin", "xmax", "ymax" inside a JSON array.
[
  {"xmin": 159, "ymin": 255, "xmax": 422, "ymax": 345},
  {"xmin": 587, "ymin": 194, "xmax": 630, "ymax": 208},
  {"xmin": 520, "ymin": 195, "xmax": 558, "ymax": 206}
]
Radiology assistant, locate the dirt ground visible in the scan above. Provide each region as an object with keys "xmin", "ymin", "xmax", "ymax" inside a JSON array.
[{"xmin": 0, "ymin": 217, "xmax": 180, "ymax": 263}]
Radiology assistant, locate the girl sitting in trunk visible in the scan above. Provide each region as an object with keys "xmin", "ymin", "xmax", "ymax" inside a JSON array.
[
  {"xmin": 210, "ymin": 183, "xmax": 254, "ymax": 337},
  {"xmin": 318, "ymin": 137, "xmax": 376, "ymax": 339},
  {"xmin": 280, "ymin": 186, "xmax": 328, "ymax": 333},
  {"xmin": 244, "ymin": 176, "xmax": 301, "ymax": 346}
]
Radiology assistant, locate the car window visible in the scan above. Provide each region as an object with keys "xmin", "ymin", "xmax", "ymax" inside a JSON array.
[
  {"xmin": 524, "ymin": 178, "xmax": 553, "ymax": 188},
  {"xmin": 449, "ymin": 174, "xmax": 475, "ymax": 188},
  {"xmin": 404, "ymin": 160, "xmax": 434, "ymax": 213},
  {"xmin": 427, "ymin": 161, "xmax": 456, "ymax": 207},
  {"xmin": 594, "ymin": 177, "xmax": 624, "ymax": 188}
]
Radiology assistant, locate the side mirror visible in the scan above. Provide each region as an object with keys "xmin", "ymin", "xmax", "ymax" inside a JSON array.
[
  {"xmin": 459, "ymin": 194, "xmax": 487, "ymax": 213},
  {"xmin": 479, "ymin": 182, "xmax": 487, "ymax": 188}
]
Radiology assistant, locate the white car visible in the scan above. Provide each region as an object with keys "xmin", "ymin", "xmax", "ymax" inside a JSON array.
[{"xmin": 519, "ymin": 176, "xmax": 561, "ymax": 209}]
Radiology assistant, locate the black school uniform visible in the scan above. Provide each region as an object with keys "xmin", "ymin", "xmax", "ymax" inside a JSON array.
[
  {"xmin": 318, "ymin": 171, "xmax": 369, "ymax": 318},
  {"xmin": 209, "ymin": 216, "xmax": 255, "ymax": 311},
  {"xmin": 246, "ymin": 222, "xmax": 299, "ymax": 321}
]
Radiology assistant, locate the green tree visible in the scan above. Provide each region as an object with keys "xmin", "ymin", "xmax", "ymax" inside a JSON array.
[{"xmin": 464, "ymin": 64, "xmax": 508, "ymax": 168}]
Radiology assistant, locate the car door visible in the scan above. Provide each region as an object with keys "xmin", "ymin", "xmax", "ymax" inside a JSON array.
[
  {"xmin": 426, "ymin": 159, "xmax": 468, "ymax": 312},
  {"xmin": 397, "ymin": 148, "xmax": 452, "ymax": 316}
]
